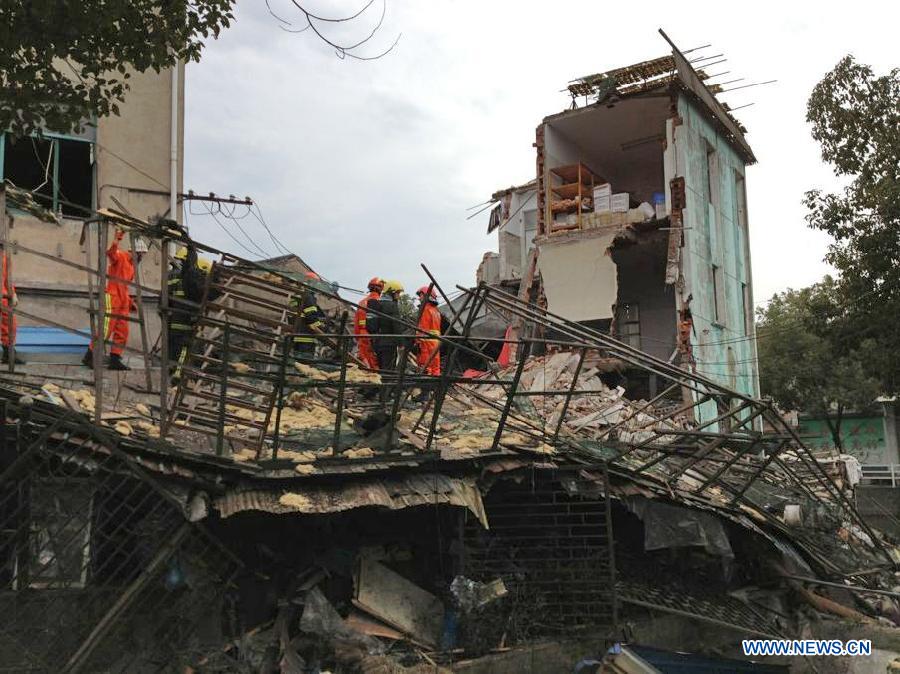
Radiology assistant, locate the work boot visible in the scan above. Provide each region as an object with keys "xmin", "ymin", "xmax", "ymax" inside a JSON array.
[
  {"xmin": 1, "ymin": 347, "xmax": 25, "ymax": 364},
  {"xmin": 107, "ymin": 354, "xmax": 130, "ymax": 371},
  {"xmin": 81, "ymin": 349, "xmax": 95, "ymax": 367}
]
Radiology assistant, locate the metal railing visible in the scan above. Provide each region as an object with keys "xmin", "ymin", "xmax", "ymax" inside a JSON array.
[{"xmin": 861, "ymin": 464, "xmax": 900, "ymax": 487}]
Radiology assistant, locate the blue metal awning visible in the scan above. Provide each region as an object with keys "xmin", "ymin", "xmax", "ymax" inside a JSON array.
[{"xmin": 16, "ymin": 327, "xmax": 91, "ymax": 354}]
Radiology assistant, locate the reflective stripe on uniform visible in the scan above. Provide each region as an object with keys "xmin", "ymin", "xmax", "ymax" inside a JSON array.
[{"xmin": 103, "ymin": 293, "xmax": 112, "ymax": 337}]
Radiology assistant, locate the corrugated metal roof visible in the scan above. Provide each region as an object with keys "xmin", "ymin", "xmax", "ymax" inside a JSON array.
[{"xmin": 215, "ymin": 473, "xmax": 488, "ymax": 527}]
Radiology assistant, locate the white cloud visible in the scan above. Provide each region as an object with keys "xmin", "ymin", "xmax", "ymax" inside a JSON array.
[{"xmin": 184, "ymin": 0, "xmax": 896, "ymax": 302}]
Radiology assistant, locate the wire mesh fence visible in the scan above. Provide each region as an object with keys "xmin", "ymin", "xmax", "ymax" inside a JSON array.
[
  {"xmin": 0, "ymin": 402, "xmax": 241, "ymax": 673},
  {"xmin": 459, "ymin": 468, "xmax": 617, "ymax": 652}
]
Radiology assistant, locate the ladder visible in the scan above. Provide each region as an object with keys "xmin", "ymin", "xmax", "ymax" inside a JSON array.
[{"xmin": 162, "ymin": 263, "xmax": 302, "ymax": 451}]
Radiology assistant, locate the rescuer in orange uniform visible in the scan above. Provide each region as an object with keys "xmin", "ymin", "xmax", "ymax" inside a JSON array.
[
  {"xmin": 0, "ymin": 247, "xmax": 23, "ymax": 364},
  {"xmin": 82, "ymin": 229, "xmax": 147, "ymax": 370},
  {"xmin": 355, "ymin": 277, "xmax": 383, "ymax": 369},
  {"xmin": 415, "ymin": 285, "xmax": 441, "ymax": 376}
]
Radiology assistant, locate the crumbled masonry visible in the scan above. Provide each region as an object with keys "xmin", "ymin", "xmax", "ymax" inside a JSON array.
[{"xmin": 1, "ymin": 46, "xmax": 899, "ymax": 674}]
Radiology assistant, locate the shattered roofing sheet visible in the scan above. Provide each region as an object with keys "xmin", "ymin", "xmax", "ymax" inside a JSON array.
[
  {"xmin": 215, "ymin": 473, "xmax": 488, "ymax": 527},
  {"xmin": 458, "ymin": 350, "xmax": 890, "ymax": 575},
  {"xmin": 617, "ymin": 580, "xmax": 782, "ymax": 639},
  {"xmin": 568, "ymin": 55, "xmax": 676, "ymax": 97}
]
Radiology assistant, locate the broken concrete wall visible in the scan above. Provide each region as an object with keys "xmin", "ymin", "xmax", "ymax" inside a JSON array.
[
  {"xmin": 674, "ymin": 94, "xmax": 759, "ymax": 410},
  {"xmin": 537, "ymin": 232, "xmax": 617, "ymax": 322}
]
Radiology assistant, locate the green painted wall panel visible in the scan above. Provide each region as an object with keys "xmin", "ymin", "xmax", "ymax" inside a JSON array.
[
  {"xmin": 799, "ymin": 416, "xmax": 888, "ymax": 464},
  {"xmin": 675, "ymin": 95, "xmax": 759, "ymax": 415}
]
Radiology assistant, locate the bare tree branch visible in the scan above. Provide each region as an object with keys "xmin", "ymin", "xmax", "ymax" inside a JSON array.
[
  {"xmin": 296, "ymin": 0, "xmax": 377, "ymax": 23},
  {"xmin": 272, "ymin": 0, "xmax": 400, "ymax": 61}
]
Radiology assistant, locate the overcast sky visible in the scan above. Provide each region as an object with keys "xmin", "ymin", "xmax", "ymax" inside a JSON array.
[{"xmin": 184, "ymin": 0, "xmax": 895, "ymax": 304}]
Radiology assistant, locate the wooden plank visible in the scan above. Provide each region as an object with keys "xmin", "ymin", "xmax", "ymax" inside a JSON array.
[
  {"xmin": 353, "ymin": 557, "xmax": 444, "ymax": 647},
  {"xmin": 204, "ymin": 302, "xmax": 292, "ymax": 329},
  {"xmin": 344, "ymin": 609, "xmax": 405, "ymax": 641},
  {"xmin": 170, "ymin": 405, "xmax": 264, "ymax": 429}
]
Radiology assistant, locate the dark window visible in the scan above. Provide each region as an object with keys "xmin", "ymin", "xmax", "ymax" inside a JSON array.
[
  {"xmin": 56, "ymin": 139, "xmax": 93, "ymax": 216},
  {"xmin": 2, "ymin": 134, "xmax": 93, "ymax": 217},
  {"xmin": 2, "ymin": 136, "xmax": 54, "ymax": 204}
]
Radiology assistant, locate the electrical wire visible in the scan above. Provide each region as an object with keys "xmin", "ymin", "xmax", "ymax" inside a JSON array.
[
  {"xmin": 29, "ymin": 137, "xmax": 55, "ymax": 194},
  {"xmin": 94, "ymin": 142, "xmax": 169, "ymax": 190},
  {"xmin": 201, "ymin": 202, "xmax": 273, "ymax": 259},
  {"xmin": 248, "ymin": 203, "xmax": 294, "ymax": 256},
  {"xmin": 184, "ymin": 203, "xmax": 263, "ymax": 260}
]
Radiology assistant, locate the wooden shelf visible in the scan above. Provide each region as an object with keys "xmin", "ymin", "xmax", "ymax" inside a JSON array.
[
  {"xmin": 551, "ymin": 182, "xmax": 586, "ymax": 199},
  {"xmin": 546, "ymin": 162, "xmax": 602, "ymax": 235},
  {"xmin": 550, "ymin": 200, "xmax": 592, "ymax": 214},
  {"xmin": 550, "ymin": 162, "xmax": 596, "ymax": 185}
]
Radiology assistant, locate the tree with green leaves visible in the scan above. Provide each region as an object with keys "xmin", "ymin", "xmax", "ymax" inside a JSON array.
[
  {"xmin": 757, "ymin": 277, "xmax": 880, "ymax": 450},
  {"xmin": 0, "ymin": 1, "xmax": 234, "ymax": 136},
  {"xmin": 0, "ymin": 1, "xmax": 398, "ymax": 137},
  {"xmin": 804, "ymin": 56, "xmax": 900, "ymax": 394}
]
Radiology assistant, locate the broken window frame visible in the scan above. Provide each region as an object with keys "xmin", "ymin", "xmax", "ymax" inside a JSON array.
[
  {"xmin": 616, "ymin": 302, "xmax": 641, "ymax": 349},
  {"xmin": 15, "ymin": 478, "xmax": 94, "ymax": 590},
  {"xmin": 0, "ymin": 131, "xmax": 95, "ymax": 218}
]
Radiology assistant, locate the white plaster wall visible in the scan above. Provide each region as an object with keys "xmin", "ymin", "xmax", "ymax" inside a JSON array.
[{"xmin": 496, "ymin": 188, "xmax": 536, "ymax": 281}]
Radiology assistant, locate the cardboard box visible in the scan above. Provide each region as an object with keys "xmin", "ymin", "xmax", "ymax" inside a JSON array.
[
  {"xmin": 593, "ymin": 183, "xmax": 612, "ymax": 199},
  {"xmin": 594, "ymin": 195, "xmax": 611, "ymax": 212},
  {"xmin": 611, "ymin": 193, "xmax": 630, "ymax": 213}
]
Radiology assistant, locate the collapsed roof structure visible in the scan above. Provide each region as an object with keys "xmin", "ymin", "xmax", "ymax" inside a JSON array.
[{"xmin": 1, "ymin": 180, "xmax": 898, "ymax": 672}]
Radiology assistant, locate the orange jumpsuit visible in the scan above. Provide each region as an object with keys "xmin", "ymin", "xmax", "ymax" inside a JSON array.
[
  {"xmin": 416, "ymin": 303, "xmax": 441, "ymax": 376},
  {"xmin": 101, "ymin": 235, "xmax": 135, "ymax": 356},
  {"xmin": 1, "ymin": 253, "xmax": 16, "ymax": 348},
  {"xmin": 354, "ymin": 291, "xmax": 380, "ymax": 369}
]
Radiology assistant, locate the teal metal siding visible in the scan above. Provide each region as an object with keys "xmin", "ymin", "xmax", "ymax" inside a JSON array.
[{"xmin": 675, "ymin": 95, "xmax": 759, "ymax": 416}]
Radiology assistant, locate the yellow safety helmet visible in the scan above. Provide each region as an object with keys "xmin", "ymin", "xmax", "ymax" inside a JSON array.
[
  {"xmin": 197, "ymin": 258, "xmax": 213, "ymax": 273},
  {"xmin": 174, "ymin": 246, "xmax": 189, "ymax": 261},
  {"xmin": 383, "ymin": 279, "xmax": 404, "ymax": 294}
]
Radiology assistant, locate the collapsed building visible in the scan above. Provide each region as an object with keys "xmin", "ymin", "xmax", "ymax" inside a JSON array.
[
  {"xmin": 1, "ymin": 35, "xmax": 900, "ymax": 674},
  {"xmin": 0, "ymin": 189, "xmax": 897, "ymax": 673},
  {"xmin": 472, "ymin": 31, "xmax": 759, "ymax": 405}
]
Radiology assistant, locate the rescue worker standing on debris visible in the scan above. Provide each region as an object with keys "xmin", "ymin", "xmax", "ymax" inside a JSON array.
[
  {"xmin": 291, "ymin": 271, "xmax": 326, "ymax": 360},
  {"xmin": 167, "ymin": 245, "xmax": 205, "ymax": 376},
  {"xmin": 368, "ymin": 279, "xmax": 403, "ymax": 372},
  {"xmin": 415, "ymin": 285, "xmax": 441, "ymax": 376},
  {"xmin": 0, "ymin": 243, "xmax": 23, "ymax": 364},
  {"xmin": 355, "ymin": 277, "xmax": 383, "ymax": 370},
  {"xmin": 82, "ymin": 228, "xmax": 146, "ymax": 371}
]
